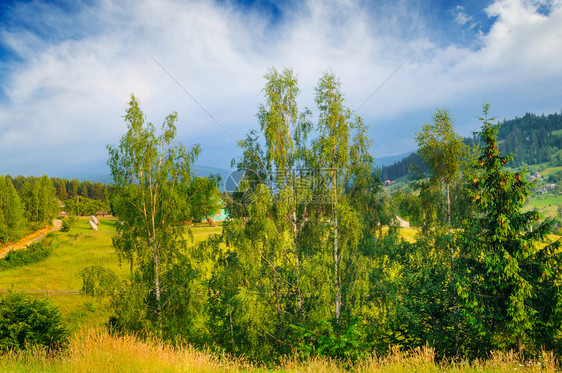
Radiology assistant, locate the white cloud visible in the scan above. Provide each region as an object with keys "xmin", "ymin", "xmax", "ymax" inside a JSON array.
[
  {"xmin": 0, "ymin": 0, "xmax": 561, "ymax": 175},
  {"xmin": 454, "ymin": 5, "xmax": 473, "ymax": 25}
]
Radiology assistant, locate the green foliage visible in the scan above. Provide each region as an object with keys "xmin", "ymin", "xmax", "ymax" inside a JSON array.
[
  {"xmin": 52, "ymin": 178, "xmax": 109, "ymax": 201},
  {"xmin": 392, "ymin": 189, "xmax": 423, "ymax": 226},
  {"xmin": 187, "ymin": 176, "xmax": 223, "ymax": 222},
  {"xmin": 0, "ymin": 292, "xmax": 68, "ymax": 352},
  {"xmin": 459, "ymin": 103, "xmax": 562, "ymax": 355},
  {"xmin": 0, "ymin": 176, "xmax": 26, "ymax": 244},
  {"xmin": 548, "ymin": 170, "xmax": 562, "ymax": 183},
  {"xmin": 415, "ymin": 109, "xmax": 467, "ymax": 228},
  {"xmin": 208, "ymin": 69, "xmax": 384, "ymax": 361},
  {"xmin": 20, "ymin": 175, "xmax": 59, "ymax": 226},
  {"xmin": 80, "ymin": 266, "xmax": 120, "ymax": 296},
  {"xmin": 415, "ymin": 109, "xmax": 466, "ymax": 187},
  {"xmin": 60, "ymin": 215, "xmax": 77, "ymax": 232},
  {"xmin": 64, "ymin": 196, "xmax": 107, "ymax": 216},
  {"xmin": 499, "ymin": 112, "xmax": 562, "ymax": 166},
  {"xmin": 107, "ymin": 94, "xmax": 202, "ymax": 338},
  {"xmin": 0, "ymin": 241, "xmax": 52, "ymax": 271},
  {"xmin": 108, "ymin": 281, "xmax": 150, "ymax": 337}
]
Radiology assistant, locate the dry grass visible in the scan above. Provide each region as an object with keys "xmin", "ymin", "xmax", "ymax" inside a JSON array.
[
  {"xmin": 379, "ymin": 226, "xmax": 419, "ymax": 243},
  {"xmin": 1, "ymin": 332, "xmax": 559, "ymax": 372},
  {"xmin": 356, "ymin": 346, "xmax": 557, "ymax": 373},
  {"xmin": 0, "ymin": 329, "xmax": 250, "ymax": 373}
]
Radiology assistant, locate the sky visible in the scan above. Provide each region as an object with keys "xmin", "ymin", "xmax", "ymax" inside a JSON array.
[{"xmin": 0, "ymin": 0, "xmax": 561, "ymax": 178}]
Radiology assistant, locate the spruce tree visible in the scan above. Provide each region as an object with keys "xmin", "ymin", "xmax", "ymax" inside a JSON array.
[{"xmin": 459, "ymin": 104, "xmax": 562, "ymax": 356}]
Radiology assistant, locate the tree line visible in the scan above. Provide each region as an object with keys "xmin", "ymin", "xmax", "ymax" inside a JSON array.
[
  {"xmin": 0, "ymin": 175, "xmax": 58, "ymax": 244},
  {"xmin": 0, "ymin": 175, "xmax": 113, "ymax": 244},
  {"xmin": 103, "ymin": 69, "xmax": 562, "ymax": 362}
]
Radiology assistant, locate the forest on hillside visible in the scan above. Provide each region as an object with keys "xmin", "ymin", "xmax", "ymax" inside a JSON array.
[{"xmin": 380, "ymin": 111, "xmax": 562, "ymax": 181}]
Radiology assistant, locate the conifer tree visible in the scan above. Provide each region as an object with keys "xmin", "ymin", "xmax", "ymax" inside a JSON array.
[
  {"xmin": 459, "ymin": 103, "xmax": 562, "ymax": 356},
  {"xmin": 20, "ymin": 176, "xmax": 58, "ymax": 226}
]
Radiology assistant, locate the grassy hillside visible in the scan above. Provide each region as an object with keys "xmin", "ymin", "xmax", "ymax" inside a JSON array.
[
  {"xmin": 0, "ymin": 217, "xmax": 123, "ymax": 331},
  {"xmin": 522, "ymin": 165, "xmax": 562, "ymax": 218},
  {"xmin": 0, "ymin": 217, "xmax": 222, "ymax": 332}
]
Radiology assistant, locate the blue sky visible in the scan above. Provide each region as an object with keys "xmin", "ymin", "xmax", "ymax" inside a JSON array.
[{"xmin": 0, "ymin": 0, "xmax": 561, "ymax": 177}]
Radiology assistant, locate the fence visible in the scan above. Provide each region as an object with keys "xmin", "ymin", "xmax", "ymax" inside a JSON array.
[{"xmin": 0, "ymin": 288, "xmax": 80, "ymax": 296}]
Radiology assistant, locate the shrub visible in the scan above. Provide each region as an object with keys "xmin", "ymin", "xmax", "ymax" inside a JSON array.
[
  {"xmin": 0, "ymin": 241, "xmax": 52, "ymax": 271},
  {"xmin": 80, "ymin": 266, "xmax": 120, "ymax": 296},
  {"xmin": 60, "ymin": 215, "xmax": 77, "ymax": 232},
  {"xmin": 0, "ymin": 292, "xmax": 68, "ymax": 352}
]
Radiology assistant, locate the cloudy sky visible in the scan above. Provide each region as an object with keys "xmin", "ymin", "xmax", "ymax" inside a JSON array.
[{"xmin": 0, "ymin": 0, "xmax": 561, "ymax": 178}]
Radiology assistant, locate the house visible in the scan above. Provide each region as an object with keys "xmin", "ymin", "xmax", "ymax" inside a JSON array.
[
  {"xmin": 200, "ymin": 197, "xmax": 229, "ymax": 222},
  {"xmin": 207, "ymin": 204, "xmax": 229, "ymax": 221}
]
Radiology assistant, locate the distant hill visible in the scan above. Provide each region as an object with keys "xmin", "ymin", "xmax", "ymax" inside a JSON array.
[
  {"xmin": 70, "ymin": 165, "xmax": 233, "ymax": 185},
  {"xmin": 378, "ymin": 152, "xmax": 427, "ymax": 181},
  {"xmin": 374, "ymin": 151, "xmax": 416, "ymax": 168},
  {"xmin": 59, "ymin": 173, "xmax": 114, "ymax": 184},
  {"xmin": 498, "ymin": 112, "xmax": 562, "ymax": 166},
  {"xmin": 378, "ymin": 110, "xmax": 562, "ymax": 181}
]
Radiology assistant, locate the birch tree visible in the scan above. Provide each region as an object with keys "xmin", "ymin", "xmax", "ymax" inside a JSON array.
[
  {"xmin": 107, "ymin": 95, "xmax": 199, "ymax": 334},
  {"xmin": 415, "ymin": 109, "xmax": 466, "ymax": 229},
  {"xmin": 312, "ymin": 71, "xmax": 370, "ymax": 324}
]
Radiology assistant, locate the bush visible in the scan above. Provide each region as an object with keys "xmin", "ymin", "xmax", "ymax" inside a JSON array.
[
  {"xmin": 60, "ymin": 215, "xmax": 77, "ymax": 232},
  {"xmin": 0, "ymin": 241, "xmax": 52, "ymax": 271},
  {"xmin": 80, "ymin": 266, "xmax": 120, "ymax": 296},
  {"xmin": 0, "ymin": 292, "xmax": 68, "ymax": 352}
]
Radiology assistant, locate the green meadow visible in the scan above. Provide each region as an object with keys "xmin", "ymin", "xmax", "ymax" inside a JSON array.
[{"xmin": 0, "ymin": 217, "xmax": 221, "ymax": 332}]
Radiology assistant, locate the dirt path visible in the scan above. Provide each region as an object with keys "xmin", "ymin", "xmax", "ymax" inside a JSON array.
[{"xmin": 0, "ymin": 219, "xmax": 62, "ymax": 259}]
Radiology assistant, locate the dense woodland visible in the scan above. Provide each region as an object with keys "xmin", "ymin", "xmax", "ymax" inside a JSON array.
[{"xmin": 2, "ymin": 70, "xmax": 562, "ymax": 365}]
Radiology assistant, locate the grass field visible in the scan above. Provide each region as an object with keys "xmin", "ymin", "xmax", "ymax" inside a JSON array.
[
  {"xmin": 524, "ymin": 193, "xmax": 562, "ymax": 218},
  {"xmin": 0, "ymin": 217, "xmax": 222, "ymax": 332}
]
